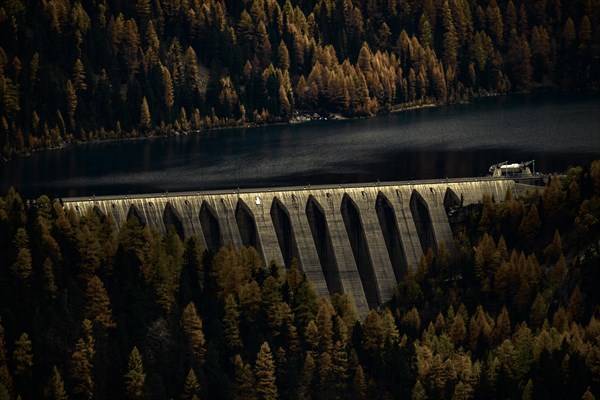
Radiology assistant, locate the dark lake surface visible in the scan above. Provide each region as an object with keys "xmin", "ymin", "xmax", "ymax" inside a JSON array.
[{"xmin": 2, "ymin": 92, "xmax": 600, "ymax": 198}]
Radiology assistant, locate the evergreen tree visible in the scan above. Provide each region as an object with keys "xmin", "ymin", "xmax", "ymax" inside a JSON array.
[
  {"xmin": 255, "ymin": 342, "xmax": 277, "ymax": 400},
  {"xmin": 223, "ymin": 294, "xmax": 243, "ymax": 350},
  {"xmin": 70, "ymin": 320, "xmax": 95, "ymax": 400},
  {"xmin": 530, "ymin": 293, "xmax": 547, "ymax": 329},
  {"xmin": 84, "ymin": 275, "xmax": 116, "ymax": 329},
  {"xmin": 44, "ymin": 366, "xmax": 68, "ymax": 400},
  {"xmin": 442, "ymin": 0, "xmax": 459, "ymax": 70},
  {"xmin": 234, "ymin": 354, "xmax": 257, "ymax": 400},
  {"xmin": 353, "ymin": 364, "xmax": 367, "ymax": 400},
  {"xmin": 140, "ymin": 97, "xmax": 151, "ymax": 130},
  {"xmin": 66, "ymin": 79, "xmax": 77, "ymax": 129},
  {"xmin": 42, "ymin": 258, "xmax": 58, "ymax": 299},
  {"xmin": 519, "ymin": 204, "xmax": 541, "ymax": 243},
  {"xmin": 12, "ymin": 333, "xmax": 32, "ymax": 377},
  {"xmin": 11, "ymin": 248, "xmax": 32, "ymax": 281},
  {"xmin": 125, "ymin": 347, "xmax": 145, "ymax": 399},
  {"xmin": 182, "ymin": 302, "xmax": 206, "ymax": 365},
  {"xmin": 182, "ymin": 368, "xmax": 200, "ymax": 400},
  {"xmin": 412, "ymin": 379, "xmax": 427, "ymax": 400}
]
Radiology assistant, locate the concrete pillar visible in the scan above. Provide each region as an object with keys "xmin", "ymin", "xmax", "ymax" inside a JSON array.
[
  {"xmin": 312, "ymin": 190, "xmax": 369, "ymax": 318},
  {"xmin": 239, "ymin": 193, "xmax": 285, "ymax": 267},
  {"xmin": 136, "ymin": 198, "xmax": 166, "ymax": 235},
  {"xmin": 204, "ymin": 196, "xmax": 243, "ymax": 248},
  {"xmin": 382, "ymin": 187, "xmax": 424, "ymax": 275},
  {"xmin": 110, "ymin": 200, "xmax": 129, "ymax": 229},
  {"xmin": 414, "ymin": 186, "xmax": 455, "ymax": 251},
  {"xmin": 279, "ymin": 191, "xmax": 330, "ymax": 298},
  {"xmin": 345, "ymin": 188, "xmax": 398, "ymax": 304},
  {"xmin": 178, "ymin": 197, "xmax": 208, "ymax": 249}
]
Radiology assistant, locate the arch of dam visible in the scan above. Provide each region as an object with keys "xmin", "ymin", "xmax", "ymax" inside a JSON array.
[{"xmin": 63, "ymin": 178, "xmax": 518, "ymax": 318}]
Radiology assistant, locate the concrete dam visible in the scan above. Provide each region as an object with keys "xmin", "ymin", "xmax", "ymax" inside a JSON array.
[{"xmin": 63, "ymin": 178, "xmax": 517, "ymax": 317}]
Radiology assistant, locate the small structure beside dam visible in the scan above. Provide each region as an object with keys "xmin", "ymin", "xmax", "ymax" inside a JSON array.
[{"xmin": 63, "ymin": 178, "xmax": 524, "ymax": 318}]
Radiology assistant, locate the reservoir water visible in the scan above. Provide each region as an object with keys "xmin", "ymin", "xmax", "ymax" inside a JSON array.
[{"xmin": 2, "ymin": 92, "xmax": 600, "ymax": 198}]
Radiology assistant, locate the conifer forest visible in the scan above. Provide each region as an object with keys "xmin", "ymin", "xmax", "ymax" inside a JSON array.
[
  {"xmin": 1, "ymin": 157, "xmax": 600, "ymax": 399},
  {"xmin": 1, "ymin": 0, "xmax": 600, "ymax": 399},
  {"xmin": 0, "ymin": 0, "xmax": 598, "ymax": 157}
]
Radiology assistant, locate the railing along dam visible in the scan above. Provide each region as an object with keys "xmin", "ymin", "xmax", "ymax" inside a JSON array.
[{"xmin": 63, "ymin": 178, "xmax": 516, "ymax": 317}]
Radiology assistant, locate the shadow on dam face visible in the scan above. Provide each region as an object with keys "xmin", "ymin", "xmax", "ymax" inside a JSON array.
[
  {"xmin": 127, "ymin": 204, "xmax": 146, "ymax": 226},
  {"xmin": 271, "ymin": 197, "xmax": 299, "ymax": 269},
  {"xmin": 200, "ymin": 201, "xmax": 221, "ymax": 252},
  {"xmin": 235, "ymin": 199, "xmax": 261, "ymax": 255},
  {"xmin": 376, "ymin": 192, "xmax": 407, "ymax": 281},
  {"xmin": 341, "ymin": 194, "xmax": 379, "ymax": 309},
  {"xmin": 444, "ymin": 187, "xmax": 461, "ymax": 212},
  {"xmin": 92, "ymin": 205, "xmax": 106, "ymax": 221},
  {"xmin": 306, "ymin": 195, "xmax": 342, "ymax": 295},
  {"xmin": 410, "ymin": 190, "xmax": 437, "ymax": 253},
  {"xmin": 163, "ymin": 202, "xmax": 185, "ymax": 238}
]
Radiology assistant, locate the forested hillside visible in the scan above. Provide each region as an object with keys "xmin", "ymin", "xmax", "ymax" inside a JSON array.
[
  {"xmin": 0, "ymin": 0, "xmax": 598, "ymax": 157},
  {"xmin": 0, "ymin": 164, "xmax": 600, "ymax": 399}
]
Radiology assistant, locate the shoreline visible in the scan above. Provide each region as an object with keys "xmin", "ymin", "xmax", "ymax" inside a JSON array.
[
  {"xmin": 3, "ymin": 87, "xmax": 597, "ymax": 162},
  {"xmin": 0, "ymin": 98, "xmax": 475, "ymax": 161}
]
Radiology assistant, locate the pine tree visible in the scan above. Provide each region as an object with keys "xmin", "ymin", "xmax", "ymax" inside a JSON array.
[
  {"xmin": 317, "ymin": 351, "xmax": 334, "ymax": 398},
  {"xmin": 234, "ymin": 354, "xmax": 257, "ymax": 400},
  {"xmin": 316, "ymin": 297, "xmax": 334, "ymax": 352},
  {"xmin": 519, "ymin": 204, "xmax": 541, "ymax": 243},
  {"xmin": 66, "ymin": 79, "xmax": 77, "ymax": 129},
  {"xmin": 84, "ymin": 275, "xmax": 116, "ymax": 329},
  {"xmin": 125, "ymin": 347, "xmax": 145, "ymax": 399},
  {"xmin": 412, "ymin": 379, "xmax": 427, "ymax": 400},
  {"xmin": 73, "ymin": 59, "xmax": 87, "ymax": 91},
  {"xmin": 71, "ymin": 320, "xmax": 94, "ymax": 400},
  {"xmin": 550, "ymin": 255, "xmax": 567, "ymax": 289},
  {"xmin": 223, "ymin": 294, "xmax": 243, "ymax": 350},
  {"xmin": 299, "ymin": 352, "xmax": 315, "ymax": 396},
  {"xmin": 140, "ymin": 96, "xmax": 151, "ymax": 129},
  {"xmin": 567, "ymin": 285, "xmax": 584, "ymax": 323},
  {"xmin": 182, "ymin": 302, "xmax": 206, "ymax": 365},
  {"xmin": 255, "ymin": 22, "xmax": 272, "ymax": 68},
  {"xmin": 182, "ymin": 368, "xmax": 200, "ymax": 400},
  {"xmin": 579, "ymin": 16, "xmax": 592, "ymax": 44},
  {"xmin": 255, "ymin": 342, "xmax": 277, "ymax": 400},
  {"xmin": 13, "ymin": 333, "xmax": 32, "ymax": 377},
  {"xmin": 276, "ymin": 41, "xmax": 290, "ymax": 71},
  {"xmin": 162, "ymin": 66, "xmax": 174, "ymax": 111},
  {"xmin": 582, "ymin": 387, "xmax": 596, "ymax": 400},
  {"xmin": 450, "ymin": 314, "xmax": 467, "ymax": 347},
  {"xmin": 11, "ymin": 248, "xmax": 32, "ymax": 281},
  {"xmin": 543, "ymin": 229, "xmax": 563, "ymax": 263},
  {"xmin": 332, "ymin": 340, "xmax": 349, "ymax": 394},
  {"xmin": 44, "ymin": 366, "xmax": 68, "ymax": 400},
  {"xmin": 530, "ymin": 292, "xmax": 547, "ymax": 329},
  {"xmin": 442, "ymin": 0, "xmax": 459, "ymax": 69},
  {"xmin": 41, "ymin": 257, "xmax": 58, "ymax": 299},
  {"xmin": 353, "ymin": 364, "xmax": 367, "ymax": 400},
  {"xmin": 419, "ymin": 14, "xmax": 433, "ymax": 48},
  {"xmin": 363, "ymin": 310, "xmax": 384, "ymax": 350},
  {"xmin": 495, "ymin": 307, "xmax": 511, "ymax": 343},
  {"xmin": 563, "ymin": 18, "xmax": 576, "ymax": 47},
  {"xmin": 135, "ymin": 0, "xmax": 151, "ymax": 22},
  {"xmin": 542, "ymin": 174, "xmax": 564, "ymax": 221}
]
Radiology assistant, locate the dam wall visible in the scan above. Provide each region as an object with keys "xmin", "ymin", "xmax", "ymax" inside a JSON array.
[{"xmin": 64, "ymin": 178, "xmax": 515, "ymax": 318}]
